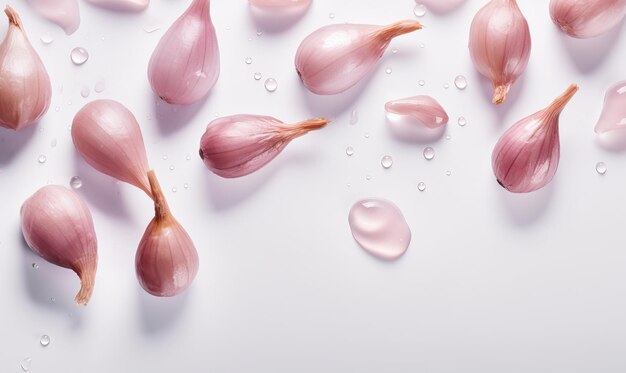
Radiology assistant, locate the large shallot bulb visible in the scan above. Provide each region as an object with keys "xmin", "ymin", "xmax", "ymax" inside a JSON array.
[
  {"xmin": 492, "ymin": 84, "xmax": 578, "ymax": 193},
  {"xmin": 295, "ymin": 20, "xmax": 422, "ymax": 95},
  {"xmin": 469, "ymin": 0, "xmax": 531, "ymax": 105},
  {"xmin": 136, "ymin": 171, "xmax": 199, "ymax": 297},
  {"xmin": 0, "ymin": 7, "xmax": 51, "ymax": 130},
  {"xmin": 21, "ymin": 186, "xmax": 98, "ymax": 305},
  {"xmin": 199, "ymin": 115, "xmax": 330, "ymax": 178},
  {"xmin": 148, "ymin": 0, "xmax": 219, "ymax": 105},
  {"xmin": 72, "ymin": 100, "xmax": 151, "ymax": 197},
  {"xmin": 550, "ymin": 0, "xmax": 626, "ymax": 39}
]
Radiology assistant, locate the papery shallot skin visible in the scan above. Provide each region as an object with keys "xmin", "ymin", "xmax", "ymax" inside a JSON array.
[
  {"xmin": 550, "ymin": 0, "xmax": 626, "ymax": 39},
  {"xmin": 595, "ymin": 81, "xmax": 626, "ymax": 134},
  {"xmin": 492, "ymin": 84, "xmax": 578, "ymax": 193},
  {"xmin": 86, "ymin": 0, "xmax": 149, "ymax": 12},
  {"xmin": 71, "ymin": 100, "xmax": 152, "ymax": 196},
  {"xmin": 25, "ymin": 0, "xmax": 80, "ymax": 35},
  {"xmin": 21, "ymin": 186, "xmax": 98, "ymax": 305},
  {"xmin": 199, "ymin": 115, "xmax": 330, "ymax": 178},
  {"xmin": 384, "ymin": 95, "xmax": 449, "ymax": 128},
  {"xmin": 0, "ymin": 7, "xmax": 51, "ymax": 130},
  {"xmin": 148, "ymin": 0, "xmax": 219, "ymax": 105},
  {"xmin": 295, "ymin": 20, "xmax": 422, "ymax": 95},
  {"xmin": 469, "ymin": 0, "xmax": 531, "ymax": 105}
]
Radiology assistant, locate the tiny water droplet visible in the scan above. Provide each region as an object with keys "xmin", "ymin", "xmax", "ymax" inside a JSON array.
[
  {"xmin": 256, "ymin": 29, "xmax": 263, "ymax": 36},
  {"xmin": 143, "ymin": 25, "xmax": 160, "ymax": 33},
  {"xmin": 364, "ymin": 132, "xmax": 370, "ymax": 138},
  {"xmin": 418, "ymin": 80, "xmax": 425, "ymax": 86},
  {"xmin": 40, "ymin": 33, "xmax": 53, "ymax": 44},
  {"xmin": 244, "ymin": 56, "xmax": 253, "ymax": 64},
  {"xmin": 54, "ymin": 106, "xmax": 60, "ymax": 112},
  {"xmin": 70, "ymin": 176, "xmax": 82, "ymax": 189},
  {"xmin": 264, "ymin": 78, "xmax": 277, "ymax": 92},
  {"xmin": 454, "ymin": 75, "xmax": 467, "ymax": 90},
  {"xmin": 80, "ymin": 86, "xmax": 90, "ymax": 98},
  {"xmin": 347, "ymin": 183, "xmax": 351, "ymax": 188},
  {"xmin": 350, "ymin": 109, "xmax": 358, "ymax": 125},
  {"xmin": 172, "ymin": 187, "xmax": 177, "ymax": 193},
  {"xmin": 226, "ymin": 26, "xmax": 231, "ymax": 30},
  {"xmin": 444, "ymin": 83, "xmax": 450, "ymax": 89},
  {"xmin": 381, "ymin": 155, "xmax": 393, "ymax": 169},
  {"xmin": 186, "ymin": 155, "xmax": 191, "ymax": 161},
  {"xmin": 253, "ymin": 72, "xmax": 262, "ymax": 80},
  {"xmin": 50, "ymin": 297, "xmax": 55, "ymax": 303},
  {"xmin": 423, "ymin": 147, "xmax": 435, "ymax": 160},
  {"xmin": 417, "ymin": 182, "xmax": 426, "ymax": 191},
  {"xmin": 169, "ymin": 165, "xmax": 175, "ymax": 171},
  {"xmin": 596, "ymin": 162, "xmax": 607, "ymax": 175},
  {"xmin": 446, "ymin": 170, "xmax": 452, "ymax": 176},
  {"xmin": 70, "ymin": 47, "xmax": 89, "ymax": 65},
  {"xmin": 346, "ymin": 146, "xmax": 354, "ymax": 156},
  {"xmin": 21, "ymin": 357, "xmax": 32, "ymax": 371},
  {"xmin": 385, "ymin": 67, "xmax": 392, "ymax": 74},
  {"xmin": 419, "ymin": 43, "xmax": 425, "ymax": 48},
  {"xmin": 413, "ymin": 3, "xmax": 427, "ymax": 17},
  {"xmin": 50, "ymin": 138, "xmax": 57, "ymax": 148},
  {"xmin": 392, "ymin": 48, "xmax": 398, "ymax": 54},
  {"xmin": 366, "ymin": 175, "xmax": 372, "ymax": 180},
  {"xmin": 458, "ymin": 116, "xmax": 467, "ymax": 126},
  {"xmin": 162, "ymin": 155, "xmax": 168, "ymax": 161},
  {"xmin": 183, "ymin": 183, "xmax": 189, "ymax": 189},
  {"xmin": 38, "ymin": 155, "xmax": 47, "ymax": 164},
  {"xmin": 40, "ymin": 335, "xmax": 50, "ymax": 347},
  {"xmin": 329, "ymin": 12, "xmax": 335, "ymax": 19},
  {"xmin": 94, "ymin": 81, "xmax": 106, "ymax": 93},
  {"xmin": 32, "ymin": 263, "xmax": 38, "ymax": 269},
  {"xmin": 446, "ymin": 135, "xmax": 451, "ymax": 140}
]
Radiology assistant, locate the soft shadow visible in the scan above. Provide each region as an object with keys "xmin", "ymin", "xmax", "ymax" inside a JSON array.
[
  {"xmin": 82, "ymin": 1, "xmax": 146, "ymax": 13},
  {"xmin": 596, "ymin": 131, "xmax": 626, "ymax": 152},
  {"xmin": 74, "ymin": 152, "xmax": 133, "ymax": 221},
  {"xmin": 20, "ymin": 230, "xmax": 85, "ymax": 329},
  {"xmin": 248, "ymin": 3, "xmax": 310, "ymax": 33},
  {"xmin": 152, "ymin": 93, "xmax": 210, "ymax": 136},
  {"xmin": 138, "ymin": 286, "xmax": 190, "ymax": 334},
  {"xmin": 498, "ymin": 181, "xmax": 555, "ymax": 226},
  {"xmin": 474, "ymin": 69, "xmax": 526, "ymax": 125},
  {"xmin": 422, "ymin": 0, "xmax": 468, "ymax": 14},
  {"xmin": 385, "ymin": 113, "xmax": 446, "ymax": 143},
  {"xmin": 557, "ymin": 21, "xmax": 624, "ymax": 74},
  {"xmin": 300, "ymin": 72, "xmax": 376, "ymax": 119},
  {"xmin": 0, "ymin": 125, "xmax": 38, "ymax": 166}
]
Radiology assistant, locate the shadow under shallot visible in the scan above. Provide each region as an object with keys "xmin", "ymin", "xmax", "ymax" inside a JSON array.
[
  {"xmin": 0, "ymin": 124, "xmax": 38, "ymax": 166},
  {"xmin": 152, "ymin": 92, "xmax": 211, "ymax": 136},
  {"xmin": 497, "ymin": 180, "xmax": 556, "ymax": 226},
  {"xmin": 385, "ymin": 113, "xmax": 446, "ymax": 144},
  {"xmin": 138, "ymin": 286, "xmax": 190, "ymax": 334},
  {"xmin": 596, "ymin": 131, "xmax": 626, "ymax": 152},
  {"xmin": 474, "ymin": 68, "xmax": 526, "ymax": 126},
  {"xmin": 248, "ymin": 3, "xmax": 311, "ymax": 33}
]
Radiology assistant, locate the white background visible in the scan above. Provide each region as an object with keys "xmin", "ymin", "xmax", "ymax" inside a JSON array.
[{"xmin": 1, "ymin": 0, "xmax": 626, "ymax": 371}]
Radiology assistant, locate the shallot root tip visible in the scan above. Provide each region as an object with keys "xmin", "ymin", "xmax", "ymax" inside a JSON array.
[
  {"xmin": 147, "ymin": 170, "xmax": 171, "ymax": 220},
  {"xmin": 492, "ymin": 84, "xmax": 511, "ymax": 105},
  {"xmin": 375, "ymin": 20, "xmax": 423, "ymax": 41},
  {"xmin": 74, "ymin": 265, "xmax": 96, "ymax": 305},
  {"xmin": 4, "ymin": 6, "xmax": 23, "ymax": 29}
]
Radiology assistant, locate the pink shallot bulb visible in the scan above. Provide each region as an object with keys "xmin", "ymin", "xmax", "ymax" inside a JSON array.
[
  {"xmin": 25, "ymin": 0, "xmax": 80, "ymax": 35},
  {"xmin": 595, "ymin": 81, "xmax": 626, "ymax": 134},
  {"xmin": 86, "ymin": 0, "xmax": 149, "ymax": 12},
  {"xmin": 199, "ymin": 115, "xmax": 330, "ymax": 178},
  {"xmin": 0, "ymin": 7, "xmax": 51, "ymax": 130},
  {"xmin": 469, "ymin": 0, "xmax": 531, "ymax": 105},
  {"xmin": 295, "ymin": 20, "xmax": 422, "ymax": 95},
  {"xmin": 420, "ymin": 0, "xmax": 467, "ymax": 13},
  {"xmin": 136, "ymin": 171, "xmax": 199, "ymax": 297},
  {"xmin": 148, "ymin": 0, "xmax": 219, "ymax": 105},
  {"xmin": 21, "ymin": 186, "xmax": 98, "ymax": 305},
  {"xmin": 550, "ymin": 0, "xmax": 626, "ymax": 39},
  {"xmin": 384, "ymin": 95, "xmax": 449, "ymax": 129},
  {"xmin": 72, "ymin": 100, "xmax": 152, "ymax": 197},
  {"xmin": 249, "ymin": 0, "xmax": 311, "ymax": 9},
  {"xmin": 492, "ymin": 84, "xmax": 579, "ymax": 193}
]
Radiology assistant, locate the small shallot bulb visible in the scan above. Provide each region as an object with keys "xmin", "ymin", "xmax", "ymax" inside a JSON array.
[
  {"xmin": 72, "ymin": 100, "xmax": 151, "ymax": 196},
  {"xmin": 420, "ymin": 0, "xmax": 467, "ymax": 13},
  {"xmin": 21, "ymin": 186, "xmax": 98, "ymax": 305},
  {"xmin": 199, "ymin": 115, "xmax": 330, "ymax": 178},
  {"xmin": 595, "ymin": 81, "xmax": 626, "ymax": 134},
  {"xmin": 469, "ymin": 0, "xmax": 531, "ymax": 105},
  {"xmin": 136, "ymin": 171, "xmax": 199, "ymax": 297},
  {"xmin": 86, "ymin": 0, "xmax": 149, "ymax": 12},
  {"xmin": 384, "ymin": 95, "xmax": 449, "ymax": 129},
  {"xmin": 492, "ymin": 84, "xmax": 579, "ymax": 193},
  {"xmin": 249, "ymin": 0, "xmax": 311, "ymax": 9},
  {"xmin": 148, "ymin": 0, "xmax": 219, "ymax": 105},
  {"xmin": 550, "ymin": 0, "xmax": 626, "ymax": 39},
  {"xmin": 0, "ymin": 7, "xmax": 51, "ymax": 130},
  {"xmin": 25, "ymin": 0, "xmax": 80, "ymax": 35},
  {"xmin": 295, "ymin": 20, "xmax": 422, "ymax": 95}
]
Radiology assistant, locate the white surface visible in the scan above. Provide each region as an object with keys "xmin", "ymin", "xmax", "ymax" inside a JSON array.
[{"xmin": 1, "ymin": 0, "xmax": 626, "ymax": 372}]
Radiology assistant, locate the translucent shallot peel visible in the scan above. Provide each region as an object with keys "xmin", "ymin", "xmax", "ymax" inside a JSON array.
[
  {"xmin": 595, "ymin": 81, "xmax": 626, "ymax": 134},
  {"xmin": 21, "ymin": 186, "xmax": 98, "ymax": 305},
  {"xmin": 136, "ymin": 171, "xmax": 199, "ymax": 297},
  {"xmin": 469, "ymin": 0, "xmax": 531, "ymax": 105},
  {"xmin": 295, "ymin": 20, "xmax": 422, "ymax": 95},
  {"xmin": 148, "ymin": 0, "xmax": 219, "ymax": 105},
  {"xmin": 86, "ymin": 0, "xmax": 149, "ymax": 12},
  {"xmin": 550, "ymin": 0, "xmax": 626, "ymax": 39},
  {"xmin": 0, "ymin": 7, "xmax": 51, "ymax": 130},
  {"xmin": 71, "ymin": 100, "xmax": 151, "ymax": 197},
  {"xmin": 199, "ymin": 115, "xmax": 330, "ymax": 178},
  {"xmin": 385, "ymin": 95, "xmax": 449, "ymax": 129},
  {"xmin": 492, "ymin": 84, "xmax": 579, "ymax": 193},
  {"xmin": 25, "ymin": 0, "xmax": 80, "ymax": 35}
]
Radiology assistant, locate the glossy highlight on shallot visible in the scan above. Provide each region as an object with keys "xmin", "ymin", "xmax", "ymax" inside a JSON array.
[
  {"xmin": 420, "ymin": 0, "xmax": 467, "ymax": 13},
  {"xmin": 595, "ymin": 81, "xmax": 626, "ymax": 134},
  {"xmin": 0, "ymin": 6, "xmax": 51, "ymax": 130},
  {"xmin": 71, "ymin": 100, "xmax": 151, "ymax": 197},
  {"xmin": 469, "ymin": 0, "xmax": 531, "ymax": 105},
  {"xmin": 550, "ymin": 0, "xmax": 626, "ymax": 39},
  {"xmin": 86, "ymin": 0, "xmax": 149, "ymax": 12},
  {"xmin": 249, "ymin": 0, "xmax": 311, "ymax": 9},
  {"xmin": 148, "ymin": 0, "xmax": 219, "ymax": 105},
  {"xmin": 25, "ymin": 0, "xmax": 80, "ymax": 35},
  {"xmin": 199, "ymin": 115, "xmax": 330, "ymax": 178},
  {"xmin": 385, "ymin": 95, "xmax": 449, "ymax": 129},
  {"xmin": 492, "ymin": 84, "xmax": 578, "ymax": 193},
  {"xmin": 295, "ymin": 20, "xmax": 422, "ymax": 95},
  {"xmin": 21, "ymin": 186, "xmax": 98, "ymax": 305}
]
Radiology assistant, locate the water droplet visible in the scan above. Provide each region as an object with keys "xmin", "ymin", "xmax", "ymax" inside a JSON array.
[
  {"xmin": 172, "ymin": 187, "xmax": 177, "ymax": 193},
  {"xmin": 253, "ymin": 72, "xmax": 262, "ymax": 80},
  {"xmin": 329, "ymin": 12, "xmax": 335, "ymax": 19},
  {"xmin": 70, "ymin": 176, "xmax": 82, "ymax": 189},
  {"xmin": 458, "ymin": 117, "xmax": 467, "ymax": 126},
  {"xmin": 162, "ymin": 155, "xmax": 168, "ymax": 161},
  {"xmin": 366, "ymin": 175, "xmax": 372, "ymax": 180},
  {"xmin": 596, "ymin": 162, "xmax": 607, "ymax": 175},
  {"xmin": 40, "ymin": 33, "xmax": 53, "ymax": 44},
  {"xmin": 38, "ymin": 155, "xmax": 47, "ymax": 164},
  {"xmin": 264, "ymin": 78, "xmax": 277, "ymax": 92},
  {"xmin": 143, "ymin": 25, "xmax": 160, "ymax": 33},
  {"xmin": 50, "ymin": 297, "xmax": 55, "ymax": 303},
  {"xmin": 244, "ymin": 56, "xmax": 253, "ymax": 64},
  {"xmin": 346, "ymin": 146, "xmax": 354, "ymax": 156},
  {"xmin": 70, "ymin": 47, "xmax": 89, "ymax": 65},
  {"xmin": 423, "ymin": 147, "xmax": 435, "ymax": 160},
  {"xmin": 417, "ymin": 182, "xmax": 426, "ymax": 191},
  {"xmin": 392, "ymin": 48, "xmax": 398, "ymax": 54},
  {"xmin": 419, "ymin": 43, "xmax": 425, "ymax": 48},
  {"xmin": 347, "ymin": 183, "xmax": 351, "ymax": 188},
  {"xmin": 32, "ymin": 263, "xmax": 38, "ymax": 269},
  {"xmin": 80, "ymin": 86, "xmax": 90, "ymax": 98},
  {"xmin": 350, "ymin": 109, "xmax": 358, "ymax": 125},
  {"xmin": 348, "ymin": 198, "xmax": 411, "ymax": 260},
  {"xmin": 256, "ymin": 29, "xmax": 263, "ymax": 36},
  {"xmin": 413, "ymin": 3, "xmax": 427, "ymax": 17},
  {"xmin": 444, "ymin": 83, "xmax": 450, "ymax": 89},
  {"xmin": 385, "ymin": 67, "xmax": 392, "ymax": 74},
  {"xmin": 454, "ymin": 75, "xmax": 467, "ymax": 90},
  {"xmin": 54, "ymin": 106, "xmax": 60, "ymax": 112},
  {"xmin": 195, "ymin": 70, "xmax": 207, "ymax": 78},
  {"xmin": 186, "ymin": 155, "xmax": 191, "ymax": 161},
  {"xmin": 446, "ymin": 135, "xmax": 451, "ymax": 140},
  {"xmin": 169, "ymin": 165, "xmax": 175, "ymax": 171},
  {"xmin": 183, "ymin": 183, "xmax": 189, "ymax": 189},
  {"xmin": 364, "ymin": 132, "xmax": 370, "ymax": 138},
  {"xmin": 21, "ymin": 357, "xmax": 32, "ymax": 371},
  {"xmin": 381, "ymin": 155, "xmax": 393, "ymax": 169},
  {"xmin": 226, "ymin": 26, "xmax": 231, "ymax": 30},
  {"xmin": 446, "ymin": 170, "xmax": 452, "ymax": 176},
  {"xmin": 50, "ymin": 138, "xmax": 57, "ymax": 148},
  {"xmin": 94, "ymin": 81, "xmax": 106, "ymax": 93},
  {"xmin": 40, "ymin": 335, "xmax": 50, "ymax": 347},
  {"xmin": 418, "ymin": 80, "xmax": 425, "ymax": 86}
]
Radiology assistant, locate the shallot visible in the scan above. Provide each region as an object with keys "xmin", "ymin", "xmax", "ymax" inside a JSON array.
[
  {"xmin": 550, "ymin": 0, "xmax": 626, "ymax": 39},
  {"xmin": 384, "ymin": 95, "xmax": 449, "ymax": 129}
]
